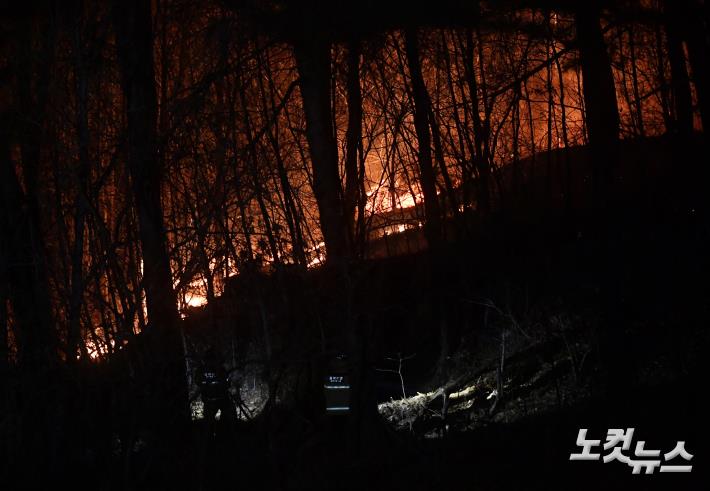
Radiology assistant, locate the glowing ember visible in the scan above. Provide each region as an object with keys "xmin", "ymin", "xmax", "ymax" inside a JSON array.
[{"xmin": 185, "ymin": 294, "xmax": 208, "ymax": 308}]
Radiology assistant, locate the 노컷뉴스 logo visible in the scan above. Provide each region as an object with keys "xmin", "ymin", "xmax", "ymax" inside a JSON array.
[{"xmin": 570, "ymin": 428, "xmax": 693, "ymax": 474}]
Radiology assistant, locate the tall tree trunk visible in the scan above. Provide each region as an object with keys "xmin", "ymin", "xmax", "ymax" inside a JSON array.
[
  {"xmin": 627, "ymin": 26, "xmax": 645, "ymax": 136},
  {"xmin": 294, "ymin": 30, "xmax": 377, "ymax": 452},
  {"xmin": 576, "ymin": 5, "xmax": 632, "ymax": 400},
  {"xmin": 112, "ymin": 0, "xmax": 188, "ymax": 425},
  {"xmin": 575, "ymin": 4, "xmax": 620, "ymax": 199},
  {"xmin": 575, "ymin": 5, "xmax": 620, "ymax": 147},
  {"xmin": 9, "ymin": 13, "xmax": 57, "ymax": 372},
  {"xmin": 444, "ymin": 33, "xmax": 477, "ymax": 212},
  {"xmin": 523, "ymin": 79, "xmax": 537, "ymax": 205},
  {"xmin": 552, "ymin": 39, "xmax": 572, "ymax": 212},
  {"xmin": 683, "ymin": 0, "xmax": 710, "ymax": 133},
  {"xmin": 511, "ymin": 82, "xmax": 522, "ymax": 205},
  {"xmin": 293, "ymin": 36, "xmax": 350, "ymax": 264},
  {"xmin": 545, "ymin": 28, "xmax": 555, "ymax": 207},
  {"xmin": 654, "ymin": 24, "xmax": 674, "ymax": 133},
  {"xmin": 463, "ymin": 29, "xmax": 491, "ymax": 214},
  {"xmin": 404, "ymin": 27, "xmax": 443, "ymax": 248},
  {"xmin": 1, "ymin": 124, "xmax": 58, "ymax": 484},
  {"xmin": 430, "ymin": 104, "xmax": 459, "ymax": 222},
  {"xmin": 68, "ymin": 5, "xmax": 90, "ymax": 363},
  {"xmin": 344, "ymin": 39, "xmax": 364, "ymax": 254},
  {"xmin": 0, "ymin": 266, "xmax": 7, "ymax": 376},
  {"xmin": 0, "ymin": 133, "xmax": 13, "ymax": 376},
  {"xmin": 665, "ymin": 0, "xmax": 694, "ymax": 136}
]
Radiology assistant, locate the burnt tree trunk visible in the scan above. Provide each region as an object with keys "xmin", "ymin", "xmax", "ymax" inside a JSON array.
[
  {"xmin": 1, "ymin": 131, "xmax": 56, "ymax": 370},
  {"xmin": 575, "ymin": 4, "xmax": 634, "ymax": 399},
  {"xmin": 664, "ymin": 0, "xmax": 694, "ymax": 136},
  {"xmin": 1, "ymin": 117, "xmax": 58, "ymax": 481},
  {"xmin": 113, "ymin": 0, "xmax": 188, "ymax": 426},
  {"xmin": 68, "ymin": 6, "xmax": 91, "ymax": 363},
  {"xmin": 344, "ymin": 39, "xmax": 364, "ymax": 255},
  {"xmin": 463, "ymin": 29, "xmax": 492, "ymax": 214},
  {"xmin": 293, "ymin": 27, "xmax": 384, "ymax": 452},
  {"xmin": 575, "ymin": 6, "xmax": 620, "ymax": 147},
  {"xmin": 575, "ymin": 4, "xmax": 620, "ymax": 201},
  {"xmin": 9, "ymin": 14, "xmax": 57, "ymax": 373},
  {"xmin": 405, "ymin": 27, "xmax": 443, "ymax": 248},
  {"xmin": 0, "ymin": 221, "xmax": 7, "ymax": 376},
  {"xmin": 683, "ymin": 0, "xmax": 710, "ymax": 134},
  {"xmin": 293, "ymin": 36, "xmax": 350, "ymax": 264}
]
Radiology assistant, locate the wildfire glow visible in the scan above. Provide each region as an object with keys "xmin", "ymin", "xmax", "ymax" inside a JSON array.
[
  {"xmin": 366, "ymin": 188, "xmax": 423, "ymax": 215},
  {"xmin": 307, "ymin": 242, "xmax": 326, "ymax": 268},
  {"xmin": 82, "ymin": 337, "xmax": 116, "ymax": 360},
  {"xmin": 184, "ymin": 294, "xmax": 208, "ymax": 308}
]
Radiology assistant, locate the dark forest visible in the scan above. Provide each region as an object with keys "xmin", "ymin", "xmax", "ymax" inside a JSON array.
[{"xmin": 1, "ymin": 0, "xmax": 709, "ymax": 489}]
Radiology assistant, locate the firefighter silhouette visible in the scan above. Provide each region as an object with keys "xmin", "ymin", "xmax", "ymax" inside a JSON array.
[{"xmin": 196, "ymin": 348, "xmax": 236, "ymax": 426}]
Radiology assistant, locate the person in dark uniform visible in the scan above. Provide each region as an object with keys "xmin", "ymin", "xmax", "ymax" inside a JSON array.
[{"xmin": 196, "ymin": 348, "xmax": 236, "ymax": 428}]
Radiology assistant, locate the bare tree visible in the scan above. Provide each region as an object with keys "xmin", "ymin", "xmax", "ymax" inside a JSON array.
[{"xmin": 294, "ymin": 33, "xmax": 350, "ymax": 264}]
